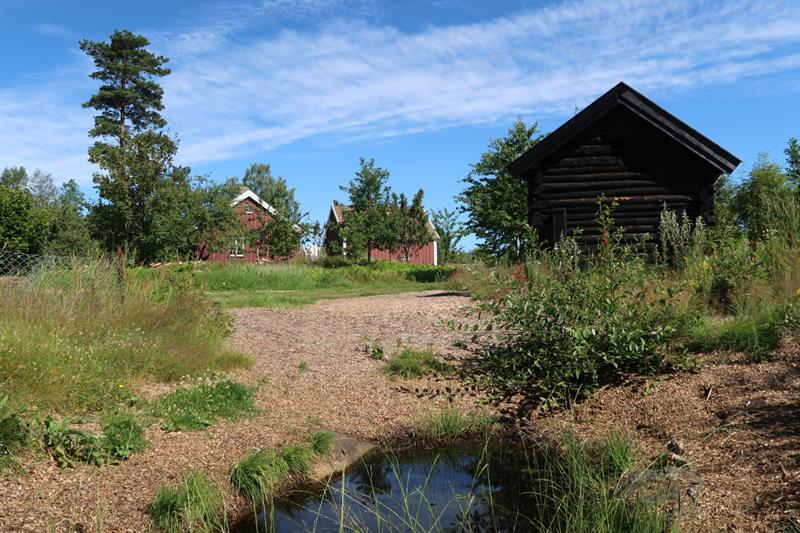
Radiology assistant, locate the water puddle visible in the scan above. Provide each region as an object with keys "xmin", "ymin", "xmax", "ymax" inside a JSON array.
[{"xmin": 234, "ymin": 443, "xmax": 534, "ymax": 532}]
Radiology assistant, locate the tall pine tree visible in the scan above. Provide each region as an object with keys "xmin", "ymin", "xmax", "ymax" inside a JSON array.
[{"xmin": 81, "ymin": 30, "xmax": 184, "ymax": 263}]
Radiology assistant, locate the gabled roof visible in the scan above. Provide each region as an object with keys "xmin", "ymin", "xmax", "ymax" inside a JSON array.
[
  {"xmin": 232, "ymin": 187, "xmax": 279, "ymax": 216},
  {"xmin": 234, "ymin": 187, "xmax": 301, "ymax": 232},
  {"xmin": 507, "ymin": 82, "xmax": 741, "ymax": 178},
  {"xmin": 327, "ymin": 202, "xmax": 440, "ymax": 240}
]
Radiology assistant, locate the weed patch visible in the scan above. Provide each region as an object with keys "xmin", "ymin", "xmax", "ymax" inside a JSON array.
[
  {"xmin": 148, "ymin": 470, "xmax": 225, "ymax": 533},
  {"xmin": 102, "ymin": 412, "xmax": 147, "ymax": 460},
  {"xmin": 230, "ymin": 449, "xmax": 289, "ymax": 505},
  {"xmin": 308, "ymin": 430, "xmax": 333, "ymax": 456},
  {"xmin": 383, "ymin": 347, "xmax": 451, "ymax": 379},
  {"xmin": 150, "ymin": 379, "xmax": 256, "ymax": 432},
  {"xmin": 0, "ymin": 396, "xmax": 28, "ymax": 473}
]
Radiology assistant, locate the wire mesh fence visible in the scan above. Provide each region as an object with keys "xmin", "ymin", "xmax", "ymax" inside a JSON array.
[{"xmin": 0, "ymin": 250, "xmax": 89, "ymax": 277}]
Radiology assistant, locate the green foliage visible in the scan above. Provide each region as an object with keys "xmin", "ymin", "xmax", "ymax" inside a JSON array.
[
  {"xmin": 40, "ymin": 416, "xmax": 105, "ymax": 468},
  {"xmin": 230, "ymin": 449, "xmax": 289, "ymax": 505},
  {"xmin": 0, "ymin": 396, "xmax": 28, "ymax": 472},
  {"xmin": 457, "ymin": 119, "xmax": 542, "ymax": 262},
  {"xmin": 0, "ymin": 261, "xmax": 250, "ymax": 411},
  {"xmin": 242, "ymin": 163, "xmax": 303, "ymax": 224},
  {"xmin": 732, "ymin": 154, "xmax": 797, "ymax": 241},
  {"xmin": 364, "ymin": 341, "xmax": 385, "ymax": 360},
  {"xmin": 382, "ymin": 347, "xmax": 451, "ymax": 379},
  {"xmin": 102, "ymin": 412, "xmax": 147, "ymax": 460},
  {"xmin": 431, "ymin": 207, "xmax": 464, "ymax": 264},
  {"xmin": 45, "ymin": 180, "xmax": 97, "ymax": 256},
  {"xmin": 0, "ymin": 166, "xmax": 28, "ymax": 189},
  {"xmin": 339, "ymin": 158, "xmax": 397, "ymax": 261},
  {"xmin": 308, "ymin": 430, "xmax": 333, "ymax": 456},
  {"xmin": 414, "ymin": 407, "xmax": 494, "ymax": 442},
  {"xmin": 147, "ymin": 470, "xmax": 225, "ymax": 533},
  {"xmin": 472, "ymin": 205, "xmax": 678, "ymax": 406},
  {"xmin": 785, "ymin": 137, "xmax": 800, "ymax": 190},
  {"xmin": 280, "ymin": 444, "xmax": 314, "ymax": 474},
  {"xmin": 0, "ymin": 185, "xmax": 50, "ymax": 254},
  {"xmin": 80, "ymin": 30, "xmax": 170, "ymax": 139},
  {"xmin": 150, "ymin": 380, "xmax": 256, "ymax": 432},
  {"xmin": 265, "ymin": 209, "xmax": 301, "ymax": 260},
  {"xmin": 521, "ymin": 433, "xmax": 673, "ymax": 532},
  {"xmin": 391, "ymin": 188, "xmax": 430, "ymax": 261}
]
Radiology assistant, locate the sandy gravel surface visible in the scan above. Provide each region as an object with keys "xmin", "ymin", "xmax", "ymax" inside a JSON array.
[{"xmin": 0, "ymin": 291, "xmax": 478, "ymax": 532}]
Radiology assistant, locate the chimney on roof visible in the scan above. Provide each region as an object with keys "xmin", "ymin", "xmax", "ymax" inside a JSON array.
[{"xmin": 239, "ymin": 185, "xmax": 250, "ymax": 193}]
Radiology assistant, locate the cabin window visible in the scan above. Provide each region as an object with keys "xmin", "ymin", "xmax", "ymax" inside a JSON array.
[
  {"xmin": 229, "ymin": 239, "xmax": 244, "ymax": 257},
  {"xmin": 244, "ymin": 208, "xmax": 254, "ymax": 214}
]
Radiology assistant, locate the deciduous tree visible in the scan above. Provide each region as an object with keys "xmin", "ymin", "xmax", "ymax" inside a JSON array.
[
  {"xmin": 431, "ymin": 208, "xmax": 463, "ymax": 264},
  {"xmin": 391, "ymin": 189, "xmax": 429, "ymax": 262},
  {"xmin": 457, "ymin": 119, "xmax": 542, "ymax": 262}
]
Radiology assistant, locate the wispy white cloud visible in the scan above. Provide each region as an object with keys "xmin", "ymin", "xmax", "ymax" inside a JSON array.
[
  {"xmin": 2, "ymin": 0, "xmax": 799, "ymax": 185},
  {"xmin": 33, "ymin": 23, "xmax": 79, "ymax": 40}
]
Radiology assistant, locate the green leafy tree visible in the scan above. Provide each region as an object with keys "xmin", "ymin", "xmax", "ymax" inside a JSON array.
[
  {"xmin": 0, "ymin": 186, "xmax": 50, "ymax": 254},
  {"xmin": 0, "ymin": 167, "xmax": 28, "ymax": 190},
  {"xmin": 191, "ymin": 177, "xmax": 244, "ymax": 260},
  {"xmin": 242, "ymin": 163, "xmax": 303, "ymax": 224},
  {"xmin": 339, "ymin": 158, "xmax": 397, "ymax": 261},
  {"xmin": 45, "ymin": 180, "xmax": 97, "ymax": 256},
  {"xmin": 732, "ymin": 154, "xmax": 794, "ymax": 240},
  {"xmin": 784, "ymin": 137, "xmax": 800, "ymax": 191},
  {"xmin": 265, "ymin": 211, "xmax": 300, "ymax": 260},
  {"xmin": 457, "ymin": 119, "xmax": 542, "ymax": 262},
  {"xmin": 391, "ymin": 189, "xmax": 429, "ymax": 261},
  {"xmin": 28, "ymin": 169, "xmax": 57, "ymax": 206},
  {"xmin": 431, "ymin": 208, "xmax": 463, "ymax": 264}
]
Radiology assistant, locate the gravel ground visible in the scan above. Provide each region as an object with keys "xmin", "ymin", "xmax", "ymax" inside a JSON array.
[{"xmin": 0, "ymin": 290, "xmax": 479, "ymax": 532}]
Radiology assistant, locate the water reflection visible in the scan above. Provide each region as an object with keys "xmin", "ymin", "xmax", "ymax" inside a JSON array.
[{"xmin": 235, "ymin": 444, "xmax": 536, "ymax": 532}]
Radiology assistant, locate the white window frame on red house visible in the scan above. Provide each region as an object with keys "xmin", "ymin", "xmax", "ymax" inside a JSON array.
[{"xmin": 229, "ymin": 239, "xmax": 244, "ymax": 258}]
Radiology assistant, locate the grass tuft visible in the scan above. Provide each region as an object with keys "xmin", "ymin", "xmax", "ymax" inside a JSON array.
[
  {"xmin": 382, "ymin": 347, "xmax": 451, "ymax": 379},
  {"xmin": 102, "ymin": 412, "xmax": 148, "ymax": 461},
  {"xmin": 148, "ymin": 470, "xmax": 225, "ymax": 533},
  {"xmin": 414, "ymin": 407, "xmax": 494, "ymax": 442},
  {"xmin": 150, "ymin": 380, "xmax": 257, "ymax": 432},
  {"xmin": 230, "ymin": 449, "xmax": 289, "ymax": 505},
  {"xmin": 280, "ymin": 444, "xmax": 313, "ymax": 474},
  {"xmin": 308, "ymin": 430, "xmax": 334, "ymax": 456}
]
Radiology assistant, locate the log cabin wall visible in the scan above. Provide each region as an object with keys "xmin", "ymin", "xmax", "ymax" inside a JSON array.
[{"xmin": 528, "ymin": 105, "xmax": 722, "ymax": 248}]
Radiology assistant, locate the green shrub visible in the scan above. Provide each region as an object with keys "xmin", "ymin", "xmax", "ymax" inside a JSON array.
[
  {"xmin": 102, "ymin": 413, "xmax": 147, "ymax": 460},
  {"xmin": 151, "ymin": 380, "xmax": 256, "ymax": 432},
  {"xmin": 40, "ymin": 416, "xmax": 105, "ymax": 468},
  {"xmin": 230, "ymin": 449, "xmax": 289, "ymax": 505},
  {"xmin": 383, "ymin": 347, "xmax": 451, "ymax": 379},
  {"xmin": 148, "ymin": 470, "xmax": 225, "ymax": 533},
  {"xmin": 0, "ymin": 396, "xmax": 28, "ymax": 472},
  {"xmin": 414, "ymin": 407, "xmax": 494, "ymax": 442}
]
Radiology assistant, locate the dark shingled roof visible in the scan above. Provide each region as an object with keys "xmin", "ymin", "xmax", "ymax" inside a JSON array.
[{"xmin": 507, "ymin": 82, "xmax": 741, "ymax": 178}]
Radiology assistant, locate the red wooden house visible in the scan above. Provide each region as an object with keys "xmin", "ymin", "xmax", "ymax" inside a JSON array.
[
  {"xmin": 324, "ymin": 203, "xmax": 440, "ymax": 265},
  {"xmin": 205, "ymin": 187, "xmax": 293, "ymax": 262}
]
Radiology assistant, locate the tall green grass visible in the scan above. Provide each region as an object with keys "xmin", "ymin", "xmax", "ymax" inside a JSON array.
[
  {"xmin": 0, "ymin": 261, "xmax": 251, "ymax": 412},
  {"xmin": 148, "ymin": 470, "xmax": 226, "ymax": 533}
]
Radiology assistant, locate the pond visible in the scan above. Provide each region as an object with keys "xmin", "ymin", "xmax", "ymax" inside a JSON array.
[{"xmin": 234, "ymin": 443, "xmax": 536, "ymax": 532}]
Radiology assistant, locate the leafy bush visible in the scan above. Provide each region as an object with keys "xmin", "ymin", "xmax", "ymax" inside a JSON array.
[
  {"xmin": 471, "ymin": 207, "xmax": 679, "ymax": 406},
  {"xmin": 148, "ymin": 470, "xmax": 225, "ymax": 533},
  {"xmin": 0, "ymin": 396, "xmax": 28, "ymax": 472},
  {"xmin": 150, "ymin": 379, "xmax": 256, "ymax": 432},
  {"xmin": 40, "ymin": 416, "xmax": 105, "ymax": 468},
  {"xmin": 102, "ymin": 412, "xmax": 147, "ymax": 460},
  {"xmin": 382, "ymin": 347, "xmax": 451, "ymax": 379}
]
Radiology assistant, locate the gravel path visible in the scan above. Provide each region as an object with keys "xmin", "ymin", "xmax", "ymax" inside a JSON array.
[{"xmin": 0, "ymin": 290, "xmax": 478, "ymax": 532}]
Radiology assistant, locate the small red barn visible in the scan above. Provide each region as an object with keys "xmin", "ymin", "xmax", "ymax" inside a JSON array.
[
  {"xmin": 205, "ymin": 187, "xmax": 292, "ymax": 262},
  {"xmin": 324, "ymin": 203, "xmax": 440, "ymax": 265}
]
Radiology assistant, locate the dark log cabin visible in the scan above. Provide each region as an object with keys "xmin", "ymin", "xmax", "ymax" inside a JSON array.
[{"xmin": 507, "ymin": 82, "xmax": 741, "ymax": 248}]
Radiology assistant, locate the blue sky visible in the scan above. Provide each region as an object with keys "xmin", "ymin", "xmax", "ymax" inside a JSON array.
[{"xmin": 1, "ymin": 0, "xmax": 799, "ymax": 248}]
